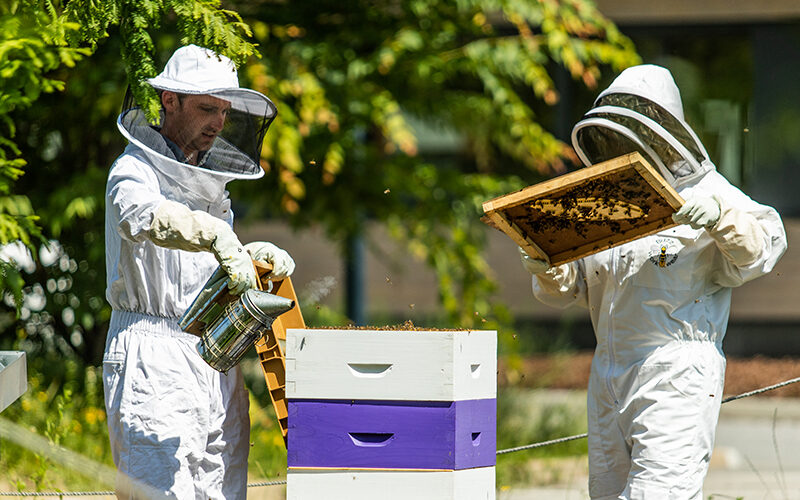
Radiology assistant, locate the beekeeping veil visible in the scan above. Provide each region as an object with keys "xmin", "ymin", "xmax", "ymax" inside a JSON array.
[
  {"xmin": 571, "ymin": 64, "xmax": 713, "ymax": 187},
  {"xmin": 117, "ymin": 44, "xmax": 276, "ymax": 180}
]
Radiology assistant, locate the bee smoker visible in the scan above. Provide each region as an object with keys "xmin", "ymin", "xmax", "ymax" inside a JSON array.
[{"xmin": 179, "ymin": 266, "xmax": 295, "ymax": 373}]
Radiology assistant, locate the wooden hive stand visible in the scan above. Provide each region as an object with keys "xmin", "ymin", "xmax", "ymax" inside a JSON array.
[{"xmin": 253, "ymin": 261, "xmax": 306, "ymax": 445}]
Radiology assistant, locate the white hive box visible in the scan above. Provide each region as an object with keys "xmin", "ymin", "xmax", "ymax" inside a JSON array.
[
  {"xmin": 285, "ymin": 329, "xmax": 497, "ymax": 401},
  {"xmin": 0, "ymin": 351, "xmax": 27, "ymax": 413},
  {"xmin": 287, "ymin": 467, "xmax": 496, "ymax": 500}
]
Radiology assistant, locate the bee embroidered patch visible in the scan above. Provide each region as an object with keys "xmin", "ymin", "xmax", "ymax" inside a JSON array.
[{"xmin": 649, "ymin": 239, "xmax": 679, "ymax": 268}]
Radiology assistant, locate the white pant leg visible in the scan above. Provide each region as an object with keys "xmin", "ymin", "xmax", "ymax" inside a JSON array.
[
  {"xmin": 198, "ymin": 365, "xmax": 250, "ymax": 500},
  {"xmin": 103, "ymin": 311, "xmax": 248, "ymax": 500},
  {"xmin": 587, "ymin": 343, "xmax": 725, "ymax": 500},
  {"xmin": 587, "ymin": 373, "xmax": 631, "ymax": 499},
  {"xmin": 622, "ymin": 344, "xmax": 725, "ymax": 499}
]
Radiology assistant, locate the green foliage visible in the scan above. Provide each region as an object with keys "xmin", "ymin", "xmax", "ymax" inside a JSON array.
[
  {"xmin": 0, "ymin": 2, "xmax": 638, "ymax": 488},
  {"xmin": 495, "ymin": 388, "xmax": 588, "ymax": 486},
  {"xmin": 1, "ymin": 0, "xmax": 640, "ymax": 361},
  {"xmin": 0, "ymin": 0, "xmax": 261, "ymax": 362},
  {"xmin": 0, "ymin": 2, "xmax": 89, "ymax": 306},
  {"xmin": 231, "ymin": 0, "xmax": 640, "ymax": 330},
  {"xmin": 1, "ymin": 363, "xmax": 289, "ymax": 491},
  {"xmin": 380, "ymin": 161, "xmax": 525, "ymax": 328},
  {"xmin": 69, "ymin": 0, "xmax": 261, "ymax": 121},
  {"xmin": 246, "ymin": 391, "xmax": 289, "ymax": 480},
  {"xmin": 0, "ymin": 261, "xmax": 25, "ymax": 313}
]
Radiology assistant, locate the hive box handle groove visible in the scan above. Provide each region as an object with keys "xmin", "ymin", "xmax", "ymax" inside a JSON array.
[
  {"xmin": 348, "ymin": 432, "xmax": 395, "ymax": 447},
  {"xmin": 471, "ymin": 432, "xmax": 481, "ymax": 446},
  {"xmin": 347, "ymin": 363, "xmax": 393, "ymax": 377}
]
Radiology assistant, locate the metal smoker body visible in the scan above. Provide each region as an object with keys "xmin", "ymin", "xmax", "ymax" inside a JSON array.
[{"xmin": 179, "ymin": 267, "xmax": 294, "ymax": 373}]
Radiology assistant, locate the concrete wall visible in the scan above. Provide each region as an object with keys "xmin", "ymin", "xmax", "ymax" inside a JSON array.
[{"xmin": 594, "ymin": 0, "xmax": 800, "ymax": 24}]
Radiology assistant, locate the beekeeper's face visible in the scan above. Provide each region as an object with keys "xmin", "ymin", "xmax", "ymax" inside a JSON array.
[{"xmin": 162, "ymin": 91, "xmax": 231, "ymax": 155}]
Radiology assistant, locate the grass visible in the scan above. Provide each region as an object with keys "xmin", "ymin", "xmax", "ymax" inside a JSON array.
[
  {"xmin": 0, "ymin": 364, "xmax": 113, "ymax": 492},
  {"xmin": 495, "ymin": 387, "xmax": 588, "ymax": 488},
  {"xmin": 0, "ymin": 362, "xmax": 290, "ymax": 493}
]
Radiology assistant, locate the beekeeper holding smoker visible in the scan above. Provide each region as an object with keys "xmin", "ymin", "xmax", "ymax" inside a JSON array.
[
  {"xmin": 521, "ymin": 65, "xmax": 786, "ymax": 498},
  {"xmin": 103, "ymin": 44, "xmax": 294, "ymax": 498}
]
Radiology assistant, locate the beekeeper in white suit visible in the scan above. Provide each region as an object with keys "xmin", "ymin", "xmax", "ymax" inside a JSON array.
[
  {"xmin": 520, "ymin": 64, "xmax": 787, "ymax": 498},
  {"xmin": 103, "ymin": 44, "xmax": 293, "ymax": 499}
]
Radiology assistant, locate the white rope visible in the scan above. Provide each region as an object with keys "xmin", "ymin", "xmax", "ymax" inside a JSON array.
[
  {"xmin": 720, "ymin": 376, "xmax": 800, "ymax": 403},
  {"xmin": 247, "ymin": 479, "xmax": 288, "ymax": 487},
  {"xmin": 495, "ymin": 375, "xmax": 800, "ymax": 455},
  {"xmin": 496, "ymin": 432, "xmax": 588, "ymax": 455}
]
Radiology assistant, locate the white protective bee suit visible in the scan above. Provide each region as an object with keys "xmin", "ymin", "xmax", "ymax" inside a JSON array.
[
  {"xmin": 527, "ymin": 65, "xmax": 787, "ymax": 498},
  {"xmin": 103, "ymin": 45, "xmax": 292, "ymax": 499}
]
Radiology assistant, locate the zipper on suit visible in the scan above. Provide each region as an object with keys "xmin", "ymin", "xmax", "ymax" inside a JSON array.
[{"xmin": 605, "ymin": 246, "xmax": 619, "ymax": 405}]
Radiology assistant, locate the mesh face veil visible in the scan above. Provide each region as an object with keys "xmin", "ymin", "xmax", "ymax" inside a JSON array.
[
  {"xmin": 571, "ymin": 65, "xmax": 712, "ymax": 187},
  {"xmin": 116, "ymin": 45, "xmax": 277, "ymax": 180}
]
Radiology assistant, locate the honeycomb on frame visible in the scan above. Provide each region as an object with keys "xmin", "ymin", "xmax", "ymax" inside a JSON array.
[{"xmin": 482, "ymin": 153, "xmax": 684, "ymax": 267}]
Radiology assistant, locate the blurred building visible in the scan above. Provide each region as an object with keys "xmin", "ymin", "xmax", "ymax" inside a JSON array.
[{"xmin": 242, "ymin": 1, "xmax": 800, "ymax": 357}]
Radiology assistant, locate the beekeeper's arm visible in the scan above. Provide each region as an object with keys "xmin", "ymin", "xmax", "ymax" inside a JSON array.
[
  {"xmin": 673, "ymin": 191, "xmax": 787, "ymax": 288},
  {"xmin": 519, "ymin": 247, "xmax": 588, "ymax": 309},
  {"xmin": 108, "ymin": 163, "xmax": 257, "ymax": 294},
  {"xmin": 149, "ymin": 200, "xmax": 257, "ymax": 294}
]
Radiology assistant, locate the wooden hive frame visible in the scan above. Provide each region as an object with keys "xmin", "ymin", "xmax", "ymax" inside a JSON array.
[
  {"xmin": 482, "ymin": 152, "xmax": 684, "ymax": 266},
  {"xmin": 253, "ymin": 261, "xmax": 306, "ymax": 445}
]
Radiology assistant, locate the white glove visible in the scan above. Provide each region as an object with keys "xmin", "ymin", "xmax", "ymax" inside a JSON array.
[
  {"xmin": 672, "ymin": 196, "xmax": 721, "ymax": 230},
  {"xmin": 211, "ymin": 230, "xmax": 259, "ymax": 295},
  {"xmin": 244, "ymin": 241, "xmax": 295, "ymax": 280},
  {"xmin": 518, "ymin": 246, "xmax": 550, "ymax": 275},
  {"xmin": 148, "ymin": 200, "xmax": 257, "ymax": 295}
]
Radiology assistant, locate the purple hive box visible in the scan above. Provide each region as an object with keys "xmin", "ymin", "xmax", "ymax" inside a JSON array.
[{"xmin": 287, "ymin": 398, "xmax": 496, "ymax": 470}]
